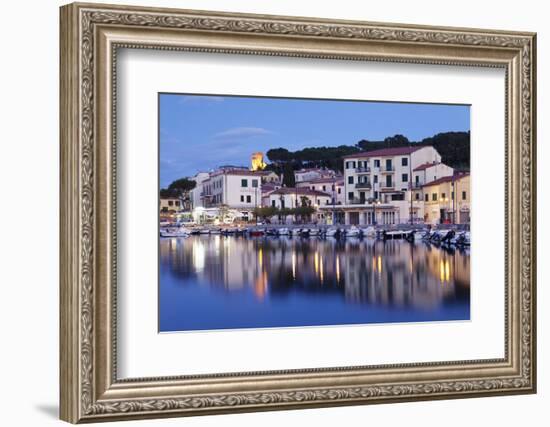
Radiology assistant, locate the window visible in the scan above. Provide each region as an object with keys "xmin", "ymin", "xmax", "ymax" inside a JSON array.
[
  {"xmin": 246, "ymin": 195, "xmax": 251, "ymax": 203},
  {"xmin": 322, "ymin": 185, "xmax": 326, "ymax": 191},
  {"xmin": 338, "ymin": 188, "xmax": 341, "ymax": 194},
  {"xmin": 415, "ymin": 192, "xmax": 420, "ymax": 200},
  {"xmin": 385, "ymin": 159, "xmax": 392, "ymax": 171},
  {"xmin": 373, "ymin": 175, "xmax": 378, "ymax": 183},
  {"xmin": 240, "ymin": 195, "xmax": 244, "ymax": 202},
  {"xmin": 348, "ymin": 192, "xmax": 354, "ymax": 200},
  {"xmin": 402, "ymin": 157, "xmax": 408, "ymax": 166},
  {"xmin": 241, "ymin": 179, "xmax": 248, "ymax": 187},
  {"xmin": 271, "ymin": 200, "xmax": 275, "ymax": 207},
  {"xmin": 348, "ymin": 176, "xmax": 354, "ymax": 184},
  {"xmin": 425, "ymin": 194, "xmax": 429, "ymax": 202},
  {"xmin": 352, "ymin": 161, "xmax": 356, "ymax": 168},
  {"xmin": 311, "ymin": 186, "xmax": 315, "ymax": 190},
  {"xmin": 402, "ymin": 173, "xmax": 408, "ymax": 182},
  {"xmin": 451, "ymin": 191, "xmax": 454, "ymax": 200},
  {"xmin": 391, "ymin": 193, "xmax": 405, "ymax": 201},
  {"xmin": 415, "ymin": 175, "xmax": 420, "ymax": 185},
  {"xmin": 357, "ymin": 161, "xmax": 362, "ymax": 168},
  {"xmin": 332, "ymin": 185, "xmax": 335, "ymax": 191},
  {"xmin": 175, "ymin": 200, "xmax": 180, "ymax": 206},
  {"xmin": 432, "ymin": 193, "xmax": 437, "ymax": 201},
  {"xmin": 441, "ymin": 193, "xmax": 446, "ymax": 200},
  {"xmin": 168, "ymin": 201, "xmax": 173, "ymax": 206},
  {"xmin": 374, "ymin": 159, "xmax": 380, "ymax": 168},
  {"xmin": 374, "ymin": 191, "xmax": 378, "ymax": 199},
  {"xmin": 462, "ymin": 191, "xmax": 467, "ymax": 200},
  {"xmin": 385, "ymin": 175, "xmax": 392, "ymax": 187},
  {"xmin": 252, "ymin": 179, "xmax": 258, "ymax": 188},
  {"xmin": 345, "ymin": 161, "xmax": 351, "ymax": 169}
]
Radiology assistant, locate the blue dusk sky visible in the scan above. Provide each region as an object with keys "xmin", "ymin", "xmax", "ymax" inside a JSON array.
[{"xmin": 159, "ymin": 93, "xmax": 470, "ymax": 187}]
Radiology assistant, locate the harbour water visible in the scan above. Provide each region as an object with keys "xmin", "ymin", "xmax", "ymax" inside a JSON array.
[{"xmin": 159, "ymin": 235, "xmax": 470, "ymax": 332}]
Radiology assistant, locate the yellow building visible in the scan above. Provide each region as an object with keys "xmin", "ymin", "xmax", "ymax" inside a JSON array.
[
  {"xmin": 159, "ymin": 196, "xmax": 181, "ymax": 213},
  {"xmin": 418, "ymin": 172, "xmax": 470, "ymax": 225}
]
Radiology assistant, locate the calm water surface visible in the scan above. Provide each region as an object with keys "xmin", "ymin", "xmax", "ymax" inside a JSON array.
[{"xmin": 159, "ymin": 235, "xmax": 470, "ymax": 332}]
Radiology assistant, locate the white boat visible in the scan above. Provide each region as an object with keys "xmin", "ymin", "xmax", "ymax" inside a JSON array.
[
  {"xmin": 160, "ymin": 226, "xmax": 191, "ymax": 238},
  {"xmin": 325, "ymin": 227, "xmax": 339, "ymax": 237},
  {"xmin": 291, "ymin": 228, "xmax": 301, "ymax": 236},
  {"xmin": 308, "ymin": 228, "xmax": 320, "ymax": 236},
  {"xmin": 345, "ymin": 226, "xmax": 361, "ymax": 237},
  {"xmin": 199, "ymin": 228, "xmax": 211, "ymax": 235},
  {"xmin": 361, "ymin": 226, "xmax": 376, "ymax": 238},
  {"xmin": 278, "ymin": 228, "xmax": 290, "ymax": 236}
]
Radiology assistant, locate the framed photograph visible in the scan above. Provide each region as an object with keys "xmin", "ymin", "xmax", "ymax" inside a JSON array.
[{"xmin": 60, "ymin": 2, "xmax": 537, "ymax": 423}]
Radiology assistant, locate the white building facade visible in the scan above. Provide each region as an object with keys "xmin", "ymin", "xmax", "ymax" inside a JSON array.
[
  {"xmin": 321, "ymin": 146, "xmax": 455, "ymax": 225},
  {"xmin": 296, "ymin": 177, "xmax": 345, "ymax": 205}
]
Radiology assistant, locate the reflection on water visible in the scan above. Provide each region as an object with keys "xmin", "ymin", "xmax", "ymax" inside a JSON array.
[{"xmin": 159, "ymin": 236, "xmax": 470, "ymax": 332}]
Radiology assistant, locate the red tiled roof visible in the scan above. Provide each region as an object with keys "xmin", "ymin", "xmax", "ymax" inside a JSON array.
[
  {"xmin": 271, "ymin": 187, "xmax": 331, "ymax": 197},
  {"xmin": 422, "ymin": 172, "xmax": 470, "ymax": 188},
  {"xmin": 210, "ymin": 168, "xmax": 263, "ymax": 177},
  {"xmin": 298, "ymin": 177, "xmax": 344, "ymax": 184},
  {"xmin": 344, "ymin": 146, "xmax": 425, "ymax": 159},
  {"xmin": 413, "ymin": 162, "xmax": 439, "ymax": 171}
]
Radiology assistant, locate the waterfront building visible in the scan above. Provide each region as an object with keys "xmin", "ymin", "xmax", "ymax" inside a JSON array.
[
  {"xmin": 159, "ymin": 196, "xmax": 182, "ymax": 213},
  {"xmin": 189, "ymin": 171, "xmax": 210, "ymax": 209},
  {"xmin": 320, "ymin": 145, "xmax": 456, "ymax": 225},
  {"xmin": 260, "ymin": 182, "xmax": 281, "ymax": 207},
  {"xmin": 420, "ymin": 172, "xmax": 470, "ymax": 224},
  {"xmin": 296, "ymin": 177, "xmax": 345, "ymax": 205},
  {"xmin": 200, "ymin": 167, "xmax": 263, "ymax": 221},
  {"xmin": 294, "ymin": 167, "xmax": 338, "ymax": 183},
  {"xmin": 268, "ymin": 187, "xmax": 332, "ymax": 209}
]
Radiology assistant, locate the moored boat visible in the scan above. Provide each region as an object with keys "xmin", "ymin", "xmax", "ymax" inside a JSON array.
[
  {"xmin": 345, "ymin": 226, "xmax": 361, "ymax": 238},
  {"xmin": 160, "ymin": 226, "xmax": 191, "ymax": 238}
]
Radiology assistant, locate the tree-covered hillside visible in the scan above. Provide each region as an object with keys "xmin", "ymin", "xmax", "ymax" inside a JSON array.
[{"xmin": 265, "ymin": 131, "xmax": 470, "ymax": 174}]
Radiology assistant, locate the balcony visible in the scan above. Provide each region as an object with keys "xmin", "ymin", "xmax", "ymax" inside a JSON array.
[
  {"xmin": 380, "ymin": 182, "xmax": 395, "ymax": 189},
  {"xmin": 348, "ymin": 199, "xmax": 368, "ymax": 205},
  {"xmin": 355, "ymin": 182, "xmax": 372, "ymax": 189},
  {"xmin": 355, "ymin": 167, "xmax": 371, "ymax": 173},
  {"xmin": 380, "ymin": 166, "xmax": 395, "ymax": 173}
]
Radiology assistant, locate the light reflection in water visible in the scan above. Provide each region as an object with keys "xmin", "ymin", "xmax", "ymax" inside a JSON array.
[{"xmin": 159, "ymin": 236, "xmax": 470, "ymax": 332}]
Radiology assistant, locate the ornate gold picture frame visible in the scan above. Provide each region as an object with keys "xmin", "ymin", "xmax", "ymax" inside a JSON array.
[{"xmin": 60, "ymin": 2, "xmax": 536, "ymax": 423}]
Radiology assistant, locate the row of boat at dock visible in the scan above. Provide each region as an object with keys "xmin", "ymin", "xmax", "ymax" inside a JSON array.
[{"xmin": 160, "ymin": 224, "xmax": 470, "ymax": 248}]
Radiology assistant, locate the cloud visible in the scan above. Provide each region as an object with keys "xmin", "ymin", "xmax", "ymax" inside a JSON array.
[
  {"xmin": 178, "ymin": 95, "xmax": 224, "ymax": 104},
  {"xmin": 213, "ymin": 127, "xmax": 273, "ymax": 140}
]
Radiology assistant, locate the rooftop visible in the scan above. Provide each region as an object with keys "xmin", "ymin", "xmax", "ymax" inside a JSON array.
[
  {"xmin": 344, "ymin": 146, "xmax": 425, "ymax": 159},
  {"xmin": 210, "ymin": 167, "xmax": 265, "ymax": 177},
  {"xmin": 271, "ymin": 187, "xmax": 332, "ymax": 197},
  {"xmin": 298, "ymin": 177, "xmax": 344, "ymax": 184},
  {"xmin": 413, "ymin": 161, "xmax": 440, "ymax": 171},
  {"xmin": 422, "ymin": 172, "xmax": 470, "ymax": 188}
]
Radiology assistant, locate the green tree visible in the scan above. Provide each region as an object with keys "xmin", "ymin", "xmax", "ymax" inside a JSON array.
[
  {"xmin": 266, "ymin": 147, "xmax": 291, "ymax": 163},
  {"xmin": 168, "ymin": 177, "xmax": 196, "ymax": 194},
  {"xmin": 282, "ymin": 163, "xmax": 295, "ymax": 187}
]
